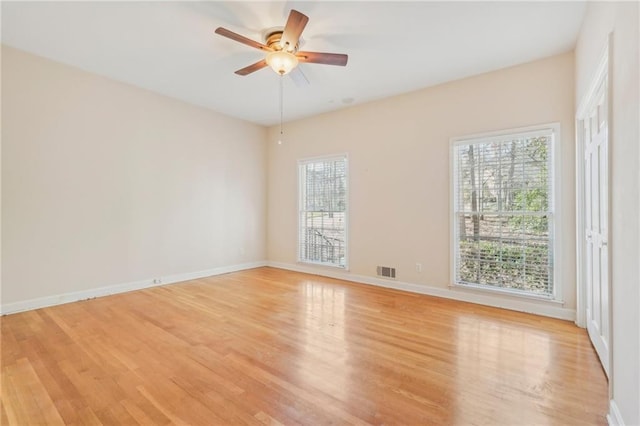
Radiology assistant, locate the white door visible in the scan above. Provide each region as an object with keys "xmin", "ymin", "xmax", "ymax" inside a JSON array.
[{"xmin": 583, "ymin": 75, "xmax": 610, "ymax": 376}]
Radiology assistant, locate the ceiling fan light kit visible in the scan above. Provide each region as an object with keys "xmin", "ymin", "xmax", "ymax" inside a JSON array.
[{"xmin": 266, "ymin": 50, "xmax": 298, "ymax": 75}]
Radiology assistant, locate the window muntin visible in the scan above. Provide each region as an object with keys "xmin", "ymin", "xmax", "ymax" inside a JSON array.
[
  {"xmin": 452, "ymin": 127, "xmax": 556, "ymax": 298},
  {"xmin": 298, "ymin": 155, "xmax": 348, "ymax": 268}
]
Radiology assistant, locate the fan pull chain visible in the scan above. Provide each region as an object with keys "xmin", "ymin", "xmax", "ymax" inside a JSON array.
[{"xmin": 278, "ymin": 75, "xmax": 284, "ymax": 144}]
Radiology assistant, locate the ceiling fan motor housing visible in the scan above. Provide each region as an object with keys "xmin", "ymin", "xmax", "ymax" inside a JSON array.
[{"xmin": 266, "ymin": 31, "xmax": 298, "ymax": 53}]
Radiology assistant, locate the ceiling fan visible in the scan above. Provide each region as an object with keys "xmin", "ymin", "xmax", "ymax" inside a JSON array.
[{"xmin": 214, "ymin": 9, "xmax": 348, "ymax": 78}]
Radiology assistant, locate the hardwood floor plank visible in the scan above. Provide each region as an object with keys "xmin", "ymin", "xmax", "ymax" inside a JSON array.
[
  {"xmin": 0, "ymin": 400, "xmax": 9, "ymax": 425},
  {"xmin": 1, "ymin": 267, "xmax": 608, "ymax": 425},
  {"xmin": 3, "ymin": 358, "xmax": 65, "ymax": 425},
  {"xmin": 254, "ymin": 410, "xmax": 286, "ymax": 426}
]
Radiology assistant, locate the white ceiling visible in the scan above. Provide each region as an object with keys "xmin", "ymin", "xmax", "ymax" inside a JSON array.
[{"xmin": 1, "ymin": 1, "xmax": 586, "ymax": 126}]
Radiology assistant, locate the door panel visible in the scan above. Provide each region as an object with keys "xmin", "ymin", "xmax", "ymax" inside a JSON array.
[{"xmin": 583, "ymin": 79, "xmax": 609, "ymax": 377}]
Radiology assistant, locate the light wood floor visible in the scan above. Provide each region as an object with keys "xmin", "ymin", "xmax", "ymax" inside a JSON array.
[{"xmin": 2, "ymin": 267, "xmax": 608, "ymax": 425}]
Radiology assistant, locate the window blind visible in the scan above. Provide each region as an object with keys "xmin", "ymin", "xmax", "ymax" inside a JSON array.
[
  {"xmin": 452, "ymin": 130, "xmax": 555, "ymax": 297},
  {"xmin": 298, "ymin": 156, "xmax": 348, "ymax": 268}
]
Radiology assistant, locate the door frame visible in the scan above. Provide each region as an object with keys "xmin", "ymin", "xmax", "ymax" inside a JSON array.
[{"xmin": 575, "ymin": 33, "xmax": 613, "ymax": 375}]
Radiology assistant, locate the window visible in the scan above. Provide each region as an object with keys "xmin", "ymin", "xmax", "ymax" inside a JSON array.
[
  {"xmin": 451, "ymin": 125, "xmax": 559, "ymax": 298},
  {"xmin": 298, "ymin": 155, "xmax": 348, "ymax": 268}
]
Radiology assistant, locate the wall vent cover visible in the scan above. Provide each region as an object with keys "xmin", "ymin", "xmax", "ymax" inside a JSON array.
[{"xmin": 377, "ymin": 266, "xmax": 396, "ymax": 279}]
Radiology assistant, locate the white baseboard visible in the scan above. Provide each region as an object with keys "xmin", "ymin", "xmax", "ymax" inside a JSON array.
[
  {"xmin": 0, "ymin": 261, "xmax": 267, "ymax": 315},
  {"xmin": 607, "ymin": 399, "xmax": 625, "ymax": 426},
  {"xmin": 3, "ymin": 260, "xmax": 575, "ymax": 321},
  {"xmin": 267, "ymin": 261, "xmax": 576, "ymax": 321}
]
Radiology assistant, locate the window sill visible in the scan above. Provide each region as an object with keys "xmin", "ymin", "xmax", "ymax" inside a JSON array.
[
  {"xmin": 297, "ymin": 260, "xmax": 348, "ymax": 271},
  {"xmin": 450, "ymin": 282, "xmax": 564, "ymax": 305}
]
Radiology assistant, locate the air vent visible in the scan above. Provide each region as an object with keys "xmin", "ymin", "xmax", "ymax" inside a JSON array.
[{"xmin": 377, "ymin": 266, "xmax": 396, "ymax": 279}]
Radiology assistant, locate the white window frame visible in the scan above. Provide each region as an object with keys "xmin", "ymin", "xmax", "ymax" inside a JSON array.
[
  {"xmin": 450, "ymin": 123, "xmax": 563, "ymax": 302},
  {"xmin": 297, "ymin": 154, "xmax": 349, "ymax": 269}
]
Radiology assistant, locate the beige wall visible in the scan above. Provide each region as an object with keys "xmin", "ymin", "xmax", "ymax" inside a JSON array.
[
  {"xmin": 2, "ymin": 46, "xmax": 579, "ymax": 319},
  {"xmin": 267, "ymin": 52, "xmax": 576, "ymax": 312},
  {"xmin": 575, "ymin": 2, "xmax": 640, "ymax": 424},
  {"xmin": 1, "ymin": 46, "xmax": 267, "ymax": 306}
]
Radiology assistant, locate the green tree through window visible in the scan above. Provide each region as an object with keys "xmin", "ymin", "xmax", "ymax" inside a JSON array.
[{"xmin": 452, "ymin": 129, "xmax": 555, "ymax": 296}]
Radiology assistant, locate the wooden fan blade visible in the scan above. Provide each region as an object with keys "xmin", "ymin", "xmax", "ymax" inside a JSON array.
[
  {"xmin": 235, "ymin": 60, "xmax": 268, "ymax": 76},
  {"xmin": 281, "ymin": 10, "xmax": 309, "ymax": 51},
  {"xmin": 297, "ymin": 51, "xmax": 348, "ymax": 66},
  {"xmin": 289, "ymin": 67, "xmax": 310, "ymax": 87},
  {"xmin": 215, "ymin": 27, "xmax": 273, "ymax": 52}
]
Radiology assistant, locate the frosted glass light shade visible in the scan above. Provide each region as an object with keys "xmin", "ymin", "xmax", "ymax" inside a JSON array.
[{"xmin": 266, "ymin": 51, "xmax": 299, "ymax": 75}]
